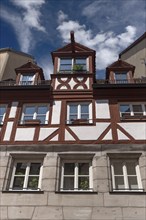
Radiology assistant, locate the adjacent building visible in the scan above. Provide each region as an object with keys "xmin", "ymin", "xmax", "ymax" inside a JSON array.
[
  {"xmin": 0, "ymin": 32, "xmax": 146, "ymax": 220},
  {"xmin": 0, "ymin": 48, "xmax": 34, "ymax": 81},
  {"xmin": 120, "ymin": 32, "xmax": 146, "ymax": 78}
]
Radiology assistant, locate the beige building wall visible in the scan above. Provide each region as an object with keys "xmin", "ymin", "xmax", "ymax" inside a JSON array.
[
  {"xmin": 0, "ymin": 49, "xmax": 34, "ymax": 81},
  {"xmin": 120, "ymin": 37, "xmax": 146, "ymax": 78}
]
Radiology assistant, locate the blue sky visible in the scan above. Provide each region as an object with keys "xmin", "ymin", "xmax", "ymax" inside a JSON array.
[{"xmin": 0, "ymin": 0, "xmax": 146, "ymax": 79}]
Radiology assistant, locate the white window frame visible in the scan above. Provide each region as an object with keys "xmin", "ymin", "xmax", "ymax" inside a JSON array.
[
  {"xmin": 67, "ymin": 102, "xmax": 92, "ymax": 124},
  {"xmin": 60, "ymin": 160, "xmax": 93, "ymax": 191},
  {"xmin": 119, "ymin": 103, "xmax": 146, "ymax": 118},
  {"xmin": 58, "ymin": 57, "xmax": 89, "ymax": 72},
  {"xmin": 19, "ymin": 73, "xmax": 35, "ymax": 85},
  {"xmin": 9, "ymin": 160, "xmax": 43, "ymax": 191},
  {"xmin": 21, "ymin": 104, "xmax": 49, "ymax": 124},
  {"xmin": 0, "ymin": 104, "xmax": 7, "ymax": 125},
  {"xmin": 111, "ymin": 159, "xmax": 143, "ymax": 191}
]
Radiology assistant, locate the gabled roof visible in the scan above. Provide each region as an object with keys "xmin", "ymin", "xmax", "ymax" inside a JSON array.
[
  {"xmin": 107, "ymin": 59, "xmax": 135, "ymax": 69},
  {"xmin": 119, "ymin": 32, "xmax": 146, "ymax": 56},
  {"xmin": 53, "ymin": 41, "xmax": 95, "ymax": 53},
  {"xmin": 52, "ymin": 31, "xmax": 95, "ymax": 58},
  {"xmin": 0, "ymin": 47, "xmax": 34, "ymax": 59},
  {"xmin": 15, "ymin": 61, "xmax": 42, "ymax": 71}
]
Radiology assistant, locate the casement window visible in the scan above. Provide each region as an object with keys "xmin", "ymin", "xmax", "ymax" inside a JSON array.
[
  {"xmin": 19, "ymin": 73, "xmax": 35, "ymax": 85},
  {"xmin": 119, "ymin": 103, "xmax": 146, "ymax": 118},
  {"xmin": 59, "ymin": 58, "xmax": 88, "ymax": 72},
  {"xmin": 60, "ymin": 161, "xmax": 93, "ymax": 191},
  {"xmin": 114, "ymin": 72, "xmax": 128, "ymax": 83},
  {"xmin": 21, "ymin": 104, "xmax": 49, "ymax": 124},
  {"xmin": 67, "ymin": 102, "xmax": 92, "ymax": 124},
  {"xmin": 9, "ymin": 161, "xmax": 43, "ymax": 191},
  {"xmin": 111, "ymin": 159, "xmax": 143, "ymax": 191},
  {"xmin": 0, "ymin": 104, "xmax": 7, "ymax": 125}
]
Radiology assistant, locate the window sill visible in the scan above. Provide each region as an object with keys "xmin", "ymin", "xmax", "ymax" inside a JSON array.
[
  {"xmin": 2, "ymin": 190, "xmax": 44, "ymax": 194},
  {"xmin": 55, "ymin": 191, "xmax": 97, "ymax": 194},
  {"xmin": 120, "ymin": 116, "xmax": 146, "ymax": 122},
  {"xmin": 110, "ymin": 190, "xmax": 145, "ymax": 194}
]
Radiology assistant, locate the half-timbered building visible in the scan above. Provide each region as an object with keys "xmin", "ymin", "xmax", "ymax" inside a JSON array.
[{"xmin": 0, "ymin": 32, "xmax": 146, "ymax": 220}]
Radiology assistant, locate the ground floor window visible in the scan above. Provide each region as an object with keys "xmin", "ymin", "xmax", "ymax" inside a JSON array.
[
  {"xmin": 111, "ymin": 159, "xmax": 143, "ymax": 191},
  {"xmin": 60, "ymin": 161, "xmax": 93, "ymax": 191},
  {"xmin": 9, "ymin": 161, "xmax": 43, "ymax": 191}
]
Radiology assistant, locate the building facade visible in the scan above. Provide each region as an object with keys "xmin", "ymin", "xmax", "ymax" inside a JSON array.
[
  {"xmin": 0, "ymin": 48, "xmax": 34, "ymax": 81},
  {"xmin": 120, "ymin": 32, "xmax": 146, "ymax": 78},
  {"xmin": 0, "ymin": 32, "xmax": 146, "ymax": 220}
]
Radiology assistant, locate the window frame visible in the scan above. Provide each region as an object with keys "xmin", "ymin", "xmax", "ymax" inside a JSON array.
[
  {"xmin": 21, "ymin": 104, "xmax": 49, "ymax": 124},
  {"xmin": 9, "ymin": 160, "xmax": 43, "ymax": 191},
  {"xmin": 58, "ymin": 57, "xmax": 89, "ymax": 72},
  {"xmin": 114, "ymin": 72, "xmax": 128, "ymax": 83},
  {"xmin": 60, "ymin": 160, "xmax": 93, "ymax": 192},
  {"xmin": 19, "ymin": 73, "xmax": 35, "ymax": 85},
  {"xmin": 0, "ymin": 104, "xmax": 7, "ymax": 125},
  {"xmin": 67, "ymin": 102, "xmax": 92, "ymax": 124},
  {"xmin": 110, "ymin": 159, "xmax": 143, "ymax": 192},
  {"xmin": 119, "ymin": 103, "xmax": 146, "ymax": 119}
]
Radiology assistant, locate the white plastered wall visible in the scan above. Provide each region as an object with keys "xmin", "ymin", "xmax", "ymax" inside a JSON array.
[
  {"xmin": 51, "ymin": 101, "xmax": 61, "ymax": 124},
  {"xmin": 96, "ymin": 100, "xmax": 110, "ymax": 118},
  {"xmin": 9, "ymin": 102, "xmax": 18, "ymax": 118},
  {"xmin": 15, "ymin": 128, "xmax": 35, "ymax": 141},
  {"xmin": 3, "ymin": 122, "xmax": 13, "ymax": 141}
]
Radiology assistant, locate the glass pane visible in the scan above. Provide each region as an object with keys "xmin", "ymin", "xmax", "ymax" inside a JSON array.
[
  {"xmin": 81, "ymin": 114, "xmax": 89, "ymax": 119},
  {"xmin": 133, "ymin": 105, "xmax": 143, "ymax": 115},
  {"xmin": 29, "ymin": 163, "xmax": 41, "ymax": 175},
  {"xmin": 115, "ymin": 176, "xmax": 125, "ymax": 189},
  {"xmin": 37, "ymin": 106, "xmax": 47, "ymax": 114},
  {"xmin": 13, "ymin": 177, "xmax": 24, "ymax": 189},
  {"xmin": 63, "ymin": 177, "xmax": 74, "ymax": 190},
  {"xmin": 78, "ymin": 177, "xmax": 89, "ymax": 190},
  {"xmin": 120, "ymin": 105, "xmax": 130, "ymax": 116},
  {"xmin": 79, "ymin": 163, "xmax": 89, "ymax": 175},
  {"xmin": 64, "ymin": 163, "xmax": 74, "ymax": 175},
  {"xmin": 60, "ymin": 65, "xmax": 72, "ymax": 71},
  {"xmin": 126, "ymin": 162, "xmax": 136, "ymax": 175},
  {"xmin": 75, "ymin": 58, "xmax": 86, "ymax": 65},
  {"xmin": 25, "ymin": 106, "xmax": 35, "ymax": 114},
  {"xmin": 28, "ymin": 177, "xmax": 39, "ymax": 189},
  {"xmin": 0, "ymin": 116, "xmax": 3, "ymax": 124},
  {"xmin": 70, "ymin": 105, "xmax": 78, "ymax": 114},
  {"xmin": 60, "ymin": 59, "xmax": 72, "ymax": 65},
  {"xmin": 36, "ymin": 115, "xmax": 46, "ymax": 124},
  {"xmin": 128, "ymin": 176, "xmax": 138, "ymax": 189},
  {"xmin": 0, "ymin": 107, "xmax": 6, "ymax": 115},
  {"xmin": 15, "ymin": 163, "xmax": 27, "ymax": 175},
  {"xmin": 115, "ymin": 73, "xmax": 127, "ymax": 80},
  {"xmin": 81, "ymin": 104, "xmax": 89, "ymax": 113},
  {"xmin": 23, "ymin": 116, "xmax": 34, "ymax": 121},
  {"xmin": 114, "ymin": 162, "xmax": 123, "ymax": 175}
]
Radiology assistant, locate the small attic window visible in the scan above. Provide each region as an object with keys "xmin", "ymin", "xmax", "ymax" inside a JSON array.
[
  {"xmin": 114, "ymin": 72, "xmax": 128, "ymax": 83},
  {"xmin": 19, "ymin": 73, "xmax": 35, "ymax": 85}
]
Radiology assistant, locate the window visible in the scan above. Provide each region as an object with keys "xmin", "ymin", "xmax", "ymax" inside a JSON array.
[
  {"xmin": 119, "ymin": 103, "xmax": 146, "ymax": 118},
  {"xmin": 111, "ymin": 159, "xmax": 143, "ymax": 191},
  {"xmin": 0, "ymin": 105, "xmax": 7, "ymax": 125},
  {"xmin": 9, "ymin": 161, "xmax": 43, "ymax": 190},
  {"xmin": 67, "ymin": 102, "xmax": 92, "ymax": 124},
  {"xmin": 59, "ymin": 58, "xmax": 87, "ymax": 72},
  {"xmin": 60, "ymin": 161, "xmax": 93, "ymax": 191},
  {"xmin": 115, "ymin": 72, "xmax": 128, "ymax": 83},
  {"xmin": 21, "ymin": 104, "xmax": 49, "ymax": 124},
  {"xmin": 20, "ymin": 73, "xmax": 35, "ymax": 85}
]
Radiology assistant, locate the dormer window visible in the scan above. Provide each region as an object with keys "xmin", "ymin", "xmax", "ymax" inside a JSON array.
[
  {"xmin": 20, "ymin": 73, "xmax": 35, "ymax": 85},
  {"xmin": 59, "ymin": 58, "xmax": 88, "ymax": 73},
  {"xmin": 114, "ymin": 72, "xmax": 128, "ymax": 83}
]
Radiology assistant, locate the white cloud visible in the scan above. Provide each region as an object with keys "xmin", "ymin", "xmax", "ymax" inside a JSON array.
[
  {"xmin": 0, "ymin": 0, "xmax": 46, "ymax": 53},
  {"xmin": 38, "ymin": 56, "xmax": 53, "ymax": 80},
  {"xmin": 57, "ymin": 11, "xmax": 137, "ymax": 72}
]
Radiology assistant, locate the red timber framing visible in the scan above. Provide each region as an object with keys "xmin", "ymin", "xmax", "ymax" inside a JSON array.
[{"xmin": 0, "ymin": 32, "xmax": 146, "ymax": 146}]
